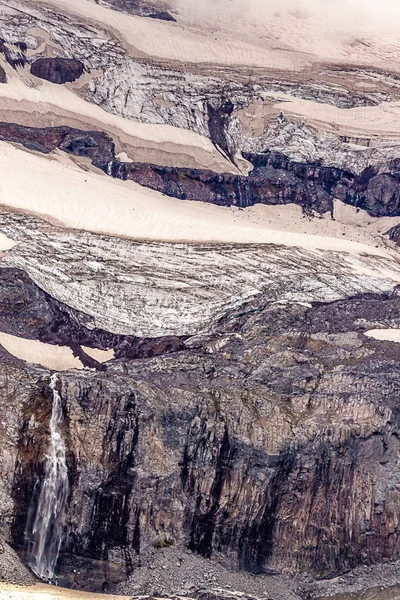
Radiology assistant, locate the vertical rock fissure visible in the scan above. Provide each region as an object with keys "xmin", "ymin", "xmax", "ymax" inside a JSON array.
[
  {"xmin": 188, "ymin": 427, "xmax": 235, "ymax": 558},
  {"xmin": 25, "ymin": 374, "xmax": 69, "ymax": 582}
]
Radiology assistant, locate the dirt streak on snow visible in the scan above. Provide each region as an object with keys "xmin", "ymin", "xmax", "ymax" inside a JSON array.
[
  {"xmin": 0, "ymin": 142, "xmax": 398, "ymax": 259},
  {"xmin": 0, "ymin": 68, "xmax": 233, "ymax": 173},
  {"xmin": 0, "ymin": 332, "xmax": 85, "ymax": 371}
]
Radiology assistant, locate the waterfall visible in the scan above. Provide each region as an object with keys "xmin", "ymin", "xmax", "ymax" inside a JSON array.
[{"xmin": 26, "ymin": 374, "xmax": 69, "ymax": 582}]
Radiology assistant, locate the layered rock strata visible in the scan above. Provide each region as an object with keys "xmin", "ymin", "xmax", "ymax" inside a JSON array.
[
  {"xmin": 0, "ymin": 0, "xmax": 400, "ymax": 593},
  {"xmin": 2, "ymin": 122, "xmax": 400, "ymax": 217},
  {"xmin": 2, "ymin": 268, "xmax": 400, "ymax": 583},
  {"xmin": 0, "ymin": 209, "xmax": 399, "ymax": 585}
]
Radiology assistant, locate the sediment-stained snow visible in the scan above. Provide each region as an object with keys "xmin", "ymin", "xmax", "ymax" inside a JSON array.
[
  {"xmin": 81, "ymin": 346, "xmax": 115, "ymax": 363},
  {"xmin": 0, "ymin": 68, "xmax": 233, "ymax": 173},
  {"xmin": 0, "ymin": 332, "xmax": 85, "ymax": 370},
  {"xmin": 0, "ymin": 333, "xmax": 115, "ymax": 370},
  {"xmin": 0, "ymin": 142, "xmax": 397, "ymax": 258}
]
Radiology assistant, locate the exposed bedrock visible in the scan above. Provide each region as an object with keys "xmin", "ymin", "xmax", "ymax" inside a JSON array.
[
  {"xmin": 119, "ymin": 153, "xmax": 400, "ymax": 217},
  {"xmin": 0, "ymin": 38, "xmax": 26, "ymax": 70},
  {"xmin": 89, "ymin": 0, "xmax": 176, "ymax": 20},
  {"xmin": 389, "ymin": 224, "xmax": 400, "ymax": 246},
  {"xmin": 2, "ymin": 286, "xmax": 400, "ymax": 582},
  {"xmin": 0, "ymin": 537, "xmax": 35, "ymax": 585},
  {"xmin": 207, "ymin": 98, "xmax": 236, "ymax": 161},
  {"xmin": 0, "ymin": 268, "xmax": 187, "ymax": 362},
  {"xmin": 30, "ymin": 57, "xmax": 84, "ymax": 84},
  {"xmin": 3, "ymin": 122, "xmax": 400, "ymax": 216}
]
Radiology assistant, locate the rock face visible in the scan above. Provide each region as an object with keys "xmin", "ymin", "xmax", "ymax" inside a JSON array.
[
  {"xmin": 3, "ymin": 269, "xmax": 400, "ymax": 582},
  {"xmin": 0, "ymin": 538, "xmax": 35, "ymax": 585},
  {"xmin": 0, "ymin": 211, "xmax": 400, "ymax": 585},
  {"xmin": 91, "ymin": 0, "xmax": 176, "ymax": 20},
  {"xmin": 2, "ymin": 122, "xmax": 400, "ymax": 217},
  {"xmin": 389, "ymin": 224, "xmax": 400, "ymax": 246},
  {"xmin": 0, "ymin": 38, "xmax": 26, "ymax": 70},
  {"xmin": 2, "ymin": 0, "xmax": 400, "ymax": 594},
  {"xmin": 30, "ymin": 58, "xmax": 84, "ymax": 84}
]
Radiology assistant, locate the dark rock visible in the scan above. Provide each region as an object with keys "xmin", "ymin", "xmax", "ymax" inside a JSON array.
[
  {"xmin": 5, "ymin": 286, "xmax": 400, "ymax": 580},
  {"xmin": 0, "ymin": 267, "xmax": 187, "ymax": 363},
  {"xmin": 30, "ymin": 57, "xmax": 84, "ymax": 84},
  {"xmin": 148, "ymin": 11, "xmax": 176, "ymax": 21},
  {"xmin": 1, "ymin": 122, "xmax": 400, "ymax": 218},
  {"xmin": 0, "ymin": 538, "xmax": 35, "ymax": 585},
  {"xmin": 207, "ymin": 99, "xmax": 235, "ymax": 160},
  {"xmin": 388, "ymin": 223, "xmax": 400, "ymax": 246},
  {"xmin": 0, "ymin": 38, "xmax": 26, "ymax": 70},
  {"xmin": 96, "ymin": 0, "xmax": 176, "ymax": 20},
  {"xmin": 0, "ymin": 123, "xmax": 115, "ymax": 169},
  {"xmin": 363, "ymin": 173, "xmax": 400, "ymax": 216}
]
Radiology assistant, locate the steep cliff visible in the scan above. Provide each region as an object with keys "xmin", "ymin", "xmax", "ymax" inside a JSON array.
[
  {"xmin": 1, "ymin": 0, "xmax": 400, "ymax": 596},
  {"xmin": 4, "ymin": 287, "xmax": 400, "ymax": 579},
  {"xmin": 1, "ymin": 233, "xmax": 400, "ymax": 586}
]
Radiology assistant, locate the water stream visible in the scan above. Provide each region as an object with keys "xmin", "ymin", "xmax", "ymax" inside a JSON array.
[{"xmin": 26, "ymin": 373, "xmax": 69, "ymax": 582}]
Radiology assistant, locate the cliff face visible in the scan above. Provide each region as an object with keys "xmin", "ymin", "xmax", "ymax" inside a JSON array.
[
  {"xmin": 1, "ymin": 0, "xmax": 400, "ymax": 593},
  {"xmin": 2, "ymin": 261, "xmax": 400, "ymax": 582},
  {"xmin": 0, "ymin": 205, "xmax": 398, "ymax": 583}
]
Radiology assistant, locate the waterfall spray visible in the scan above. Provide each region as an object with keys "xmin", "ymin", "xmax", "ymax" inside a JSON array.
[{"xmin": 26, "ymin": 374, "xmax": 69, "ymax": 582}]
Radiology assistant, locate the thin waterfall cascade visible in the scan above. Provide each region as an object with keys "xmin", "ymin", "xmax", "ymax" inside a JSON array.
[{"xmin": 26, "ymin": 373, "xmax": 69, "ymax": 582}]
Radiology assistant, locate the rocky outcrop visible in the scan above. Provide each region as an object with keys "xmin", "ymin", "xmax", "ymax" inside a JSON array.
[
  {"xmin": 3, "ymin": 121, "xmax": 400, "ymax": 216},
  {"xmin": 0, "ymin": 38, "xmax": 26, "ymax": 70},
  {"xmin": 0, "ymin": 123, "xmax": 115, "ymax": 169},
  {"xmin": 30, "ymin": 57, "xmax": 84, "ymax": 84},
  {"xmin": 207, "ymin": 99, "xmax": 236, "ymax": 161},
  {"xmin": 2, "ymin": 278, "xmax": 400, "ymax": 583},
  {"xmin": 389, "ymin": 224, "xmax": 400, "ymax": 246},
  {"xmin": 91, "ymin": 0, "xmax": 176, "ymax": 20},
  {"xmin": 0, "ymin": 538, "xmax": 35, "ymax": 585}
]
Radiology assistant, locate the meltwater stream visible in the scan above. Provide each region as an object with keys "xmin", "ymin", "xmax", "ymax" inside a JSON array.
[{"xmin": 26, "ymin": 373, "xmax": 69, "ymax": 582}]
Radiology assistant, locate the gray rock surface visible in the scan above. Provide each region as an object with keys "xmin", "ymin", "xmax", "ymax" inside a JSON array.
[{"xmin": 0, "ymin": 538, "xmax": 35, "ymax": 585}]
